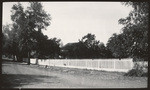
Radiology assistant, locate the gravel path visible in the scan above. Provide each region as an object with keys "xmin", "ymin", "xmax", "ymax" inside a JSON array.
[{"xmin": 1, "ymin": 60, "xmax": 148, "ymax": 88}]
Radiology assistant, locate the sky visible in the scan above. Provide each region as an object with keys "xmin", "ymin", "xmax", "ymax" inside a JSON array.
[{"xmin": 2, "ymin": 2, "xmax": 133, "ymax": 45}]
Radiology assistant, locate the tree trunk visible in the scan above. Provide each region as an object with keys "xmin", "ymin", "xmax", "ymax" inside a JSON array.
[
  {"xmin": 16, "ymin": 55, "xmax": 19, "ymax": 62},
  {"xmin": 35, "ymin": 58, "xmax": 38, "ymax": 65},
  {"xmin": 119, "ymin": 57, "xmax": 121, "ymax": 60},
  {"xmin": 17, "ymin": 55, "xmax": 23, "ymax": 62},
  {"xmin": 13, "ymin": 55, "xmax": 15, "ymax": 62},
  {"xmin": 20, "ymin": 57, "xmax": 23, "ymax": 62},
  {"xmin": 27, "ymin": 52, "xmax": 30, "ymax": 65}
]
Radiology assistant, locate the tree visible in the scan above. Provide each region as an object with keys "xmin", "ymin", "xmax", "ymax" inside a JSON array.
[
  {"xmin": 106, "ymin": 2, "xmax": 148, "ymax": 60},
  {"xmin": 79, "ymin": 33, "xmax": 108, "ymax": 58},
  {"xmin": 61, "ymin": 33, "xmax": 113, "ymax": 59},
  {"xmin": 2, "ymin": 24, "xmax": 12, "ymax": 57},
  {"xmin": 118, "ymin": 2, "xmax": 148, "ymax": 60},
  {"xmin": 61, "ymin": 42, "xmax": 88, "ymax": 59},
  {"xmin": 107, "ymin": 33, "xmax": 129, "ymax": 59},
  {"xmin": 10, "ymin": 2, "xmax": 51, "ymax": 64}
]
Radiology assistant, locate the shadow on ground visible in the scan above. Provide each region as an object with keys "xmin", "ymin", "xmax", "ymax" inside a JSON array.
[{"xmin": 1, "ymin": 74, "xmax": 58, "ymax": 88}]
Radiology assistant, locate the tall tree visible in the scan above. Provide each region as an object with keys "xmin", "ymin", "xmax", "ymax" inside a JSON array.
[
  {"xmin": 106, "ymin": 2, "xmax": 148, "ymax": 60},
  {"xmin": 10, "ymin": 2, "xmax": 51, "ymax": 64},
  {"xmin": 118, "ymin": 2, "xmax": 149, "ymax": 60}
]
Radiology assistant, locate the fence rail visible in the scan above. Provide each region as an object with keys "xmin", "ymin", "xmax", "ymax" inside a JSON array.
[{"xmin": 24, "ymin": 58, "xmax": 134, "ymax": 72}]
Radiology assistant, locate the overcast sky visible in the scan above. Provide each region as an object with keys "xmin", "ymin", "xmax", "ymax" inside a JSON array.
[{"xmin": 3, "ymin": 2, "xmax": 133, "ymax": 45}]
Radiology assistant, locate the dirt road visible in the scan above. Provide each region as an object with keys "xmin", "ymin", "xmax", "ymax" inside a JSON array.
[{"xmin": 1, "ymin": 60, "xmax": 147, "ymax": 88}]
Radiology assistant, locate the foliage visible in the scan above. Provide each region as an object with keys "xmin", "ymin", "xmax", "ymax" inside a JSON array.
[
  {"xmin": 106, "ymin": 2, "xmax": 149, "ymax": 60},
  {"xmin": 62, "ymin": 33, "xmax": 113, "ymax": 59},
  {"xmin": 107, "ymin": 33, "xmax": 129, "ymax": 58},
  {"xmin": 119, "ymin": 2, "xmax": 148, "ymax": 59},
  {"xmin": 124, "ymin": 62, "xmax": 148, "ymax": 77},
  {"xmin": 2, "ymin": 24, "xmax": 12, "ymax": 55},
  {"xmin": 124, "ymin": 69, "xmax": 147, "ymax": 77},
  {"xmin": 2, "ymin": 2, "xmax": 52, "ymax": 64},
  {"xmin": 37, "ymin": 37, "xmax": 61, "ymax": 59}
]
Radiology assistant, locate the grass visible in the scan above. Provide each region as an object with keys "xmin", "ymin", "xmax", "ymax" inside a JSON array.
[
  {"xmin": 1, "ymin": 74, "xmax": 58, "ymax": 88},
  {"xmin": 2, "ymin": 60, "xmax": 148, "ymax": 88}
]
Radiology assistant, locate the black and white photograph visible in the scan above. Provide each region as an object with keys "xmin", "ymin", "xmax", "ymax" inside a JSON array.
[{"xmin": 1, "ymin": 1, "xmax": 148, "ymax": 88}]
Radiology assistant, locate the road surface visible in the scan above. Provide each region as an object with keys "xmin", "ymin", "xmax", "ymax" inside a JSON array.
[{"xmin": 1, "ymin": 60, "xmax": 147, "ymax": 88}]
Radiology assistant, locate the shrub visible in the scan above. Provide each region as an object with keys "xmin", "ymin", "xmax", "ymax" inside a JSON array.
[
  {"xmin": 124, "ymin": 69, "xmax": 147, "ymax": 77},
  {"xmin": 124, "ymin": 62, "xmax": 148, "ymax": 77}
]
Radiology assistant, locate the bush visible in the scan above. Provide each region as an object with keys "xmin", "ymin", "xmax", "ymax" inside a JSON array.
[
  {"xmin": 124, "ymin": 69, "xmax": 147, "ymax": 77},
  {"xmin": 124, "ymin": 62, "xmax": 148, "ymax": 77}
]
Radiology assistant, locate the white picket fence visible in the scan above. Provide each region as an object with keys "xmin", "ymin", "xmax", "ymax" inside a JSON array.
[{"xmin": 25, "ymin": 58, "xmax": 134, "ymax": 72}]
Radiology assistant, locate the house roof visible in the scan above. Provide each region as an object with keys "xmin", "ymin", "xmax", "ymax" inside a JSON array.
[{"xmin": 61, "ymin": 42, "xmax": 78, "ymax": 49}]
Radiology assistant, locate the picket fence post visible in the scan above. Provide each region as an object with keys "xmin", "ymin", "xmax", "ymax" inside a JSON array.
[
  {"xmin": 114, "ymin": 60, "xmax": 116, "ymax": 70},
  {"xmin": 98, "ymin": 60, "xmax": 99, "ymax": 70},
  {"xmin": 67, "ymin": 60, "xmax": 69, "ymax": 67},
  {"xmin": 86, "ymin": 60, "xmax": 87, "ymax": 69},
  {"xmin": 49, "ymin": 59, "xmax": 50, "ymax": 66}
]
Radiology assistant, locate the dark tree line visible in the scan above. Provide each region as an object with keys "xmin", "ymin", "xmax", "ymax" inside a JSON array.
[
  {"xmin": 2, "ymin": 2, "xmax": 61, "ymax": 64},
  {"xmin": 2, "ymin": 2, "xmax": 148, "ymax": 62},
  {"xmin": 107, "ymin": 2, "xmax": 148, "ymax": 61},
  {"xmin": 61, "ymin": 33, "xmax": 113, "ymax": 59},
  {"xmin": 61, "ymin": 2, "xmax": 148, "ymax": 60}
]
